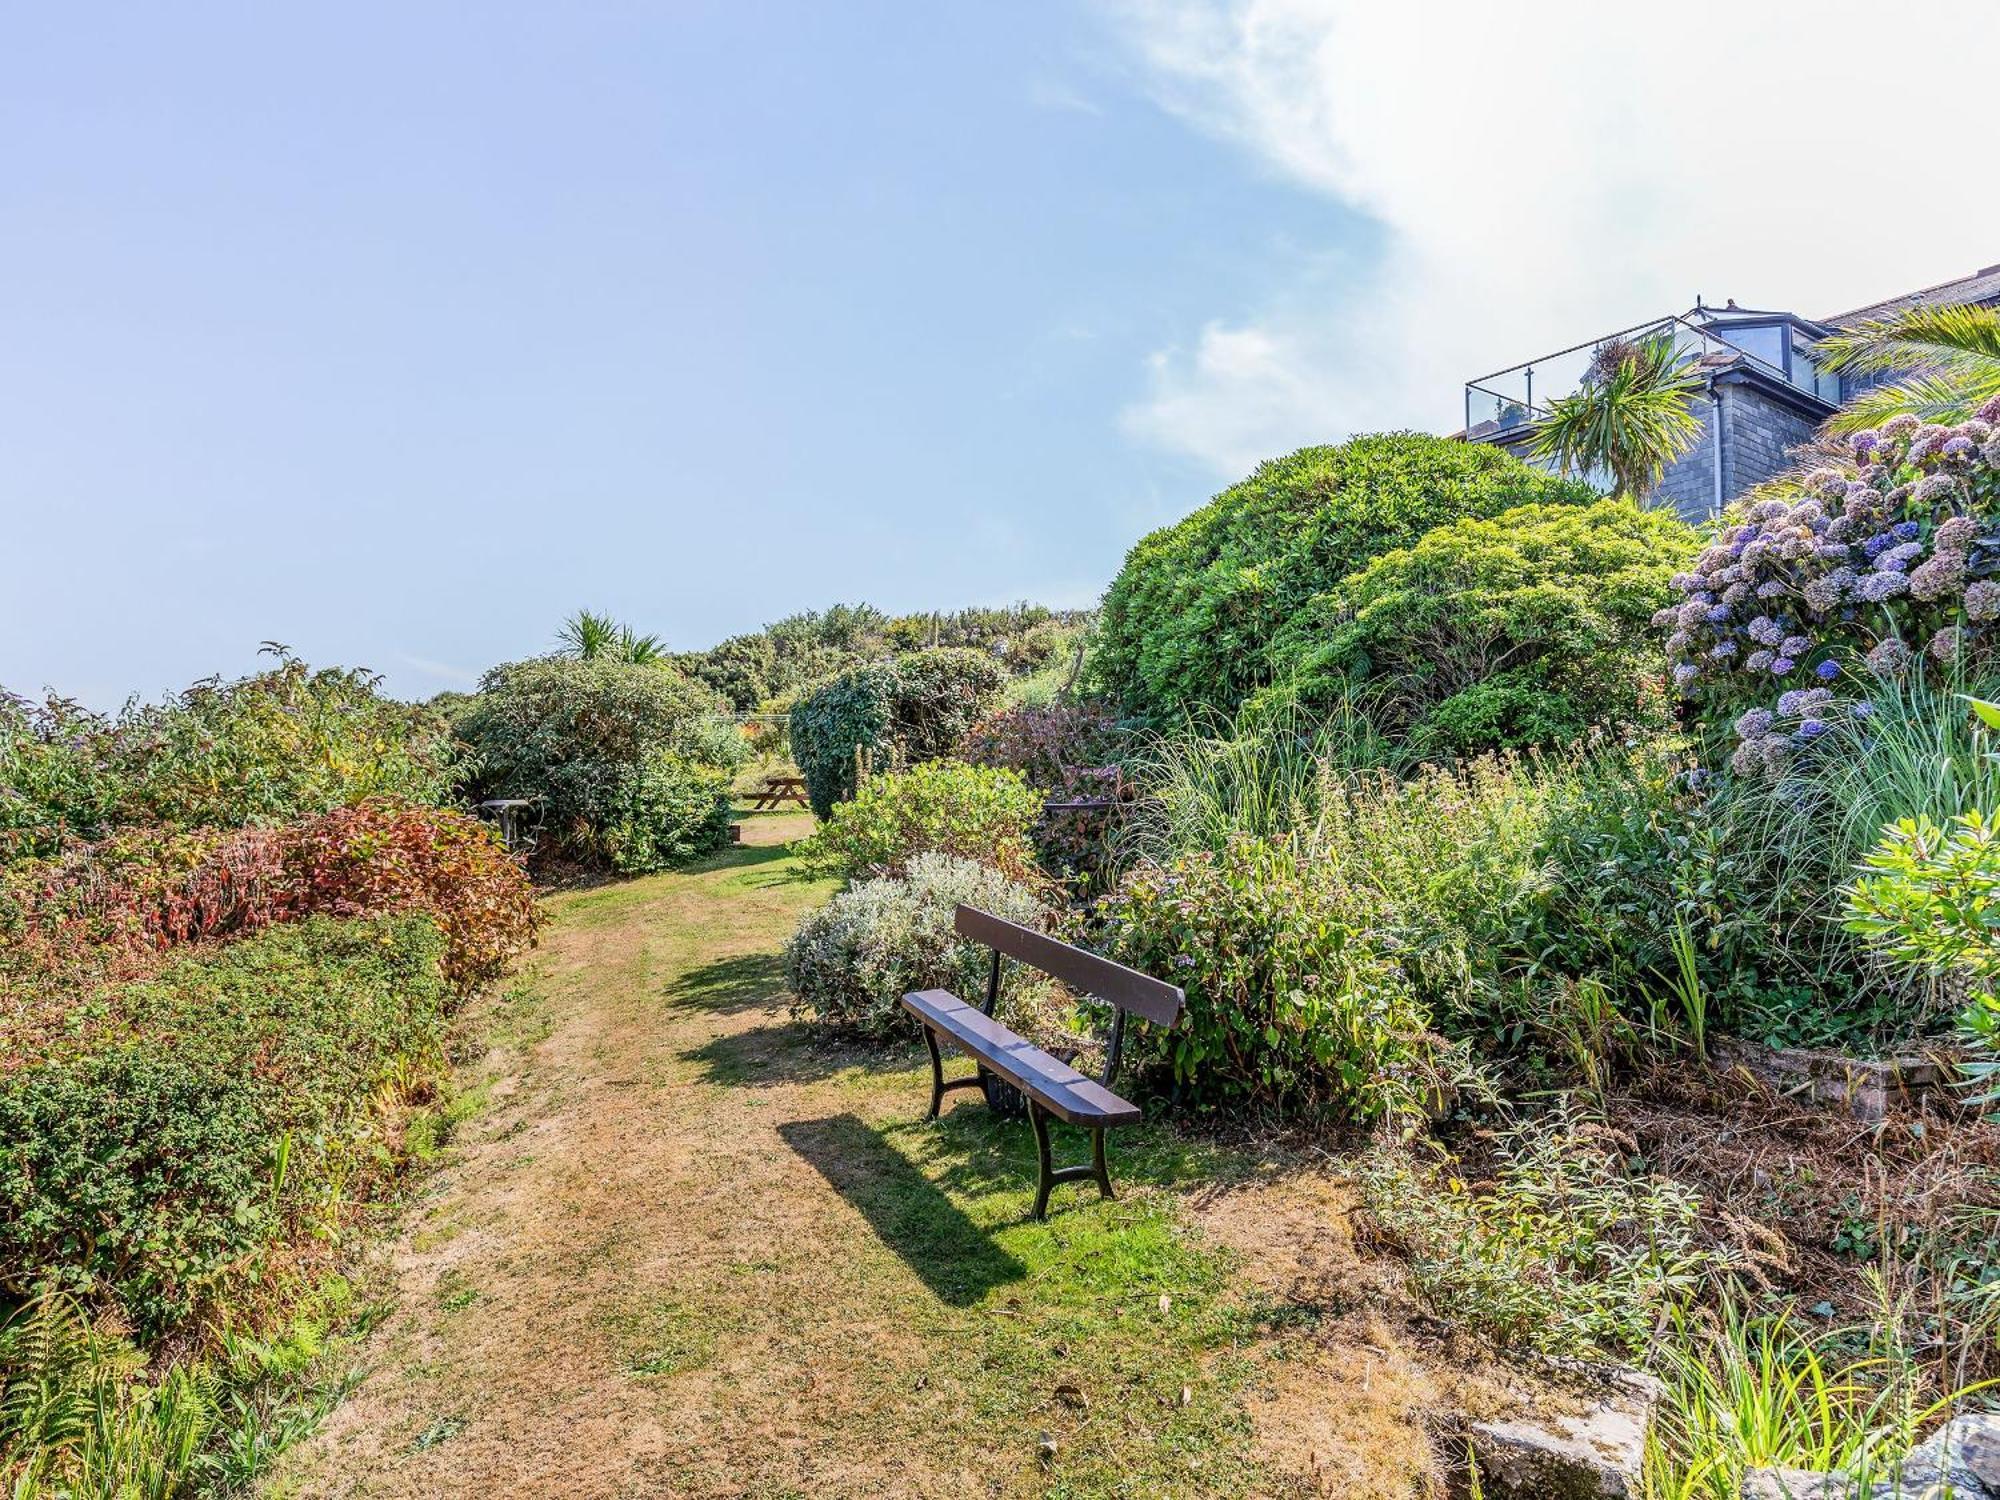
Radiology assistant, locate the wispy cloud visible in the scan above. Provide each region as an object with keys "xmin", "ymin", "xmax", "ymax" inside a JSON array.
[
  {"xmin": 394, "ymin": 652, "xmax": 478, "ymax": 689},
  {"xmin": 1107, "ymin": 0, "xmax": 2000, "ymax": 475},
  {"xmin": 1027, "ymin": 75, "xmax": 1106, "ymax": 116}
]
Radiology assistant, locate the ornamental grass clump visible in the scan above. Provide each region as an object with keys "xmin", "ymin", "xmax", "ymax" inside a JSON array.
[{"xmin": 1661, "ymin": 398, "xmax": 2000, "ymax": 772}]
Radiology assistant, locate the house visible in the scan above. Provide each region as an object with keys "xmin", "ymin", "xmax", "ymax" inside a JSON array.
[{"xmin": 1460, "ymin": 262, "xmax": 2000, "ymax": 522}]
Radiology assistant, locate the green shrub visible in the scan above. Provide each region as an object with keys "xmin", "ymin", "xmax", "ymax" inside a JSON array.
[
  {"xmin": 1356, "ymin": 1103, "xmax": 1722, "ymax": 1358},
  {"xmin": 454, "ymin": 655, "xmax": 735, "ymax": 869},
  {"xmin": 0, "ymin": 653, "xmax": 455, "ymax": 859},
  {"xmin": 789, "ymin": 649, "xmax": 1007, "ymax": 817},
  {"xmin": 1099, "ymin": 836, "xmax": 1443, "ymax": 1118},
  {"xmin": 1093, "ymin": 434, "xmax": 1595, "ymax": 721},
  {"xmin": 599, "ymin": 755, "xmax": 734, "ymax": 875},
  {"xmin": 1258, "ymin": 499, "xmax": 1694, "ymax": 754},
  {"xmin": 784, "ymin": 852, "xmax": 1046, "ymax": 1037},
  {"xmin": 797, "ymin": 760, "xmax": 1041, "ymax": 882},
  {"xmin": 0, "ymin": 916, "xmax": 450, "ymax": 1339}
]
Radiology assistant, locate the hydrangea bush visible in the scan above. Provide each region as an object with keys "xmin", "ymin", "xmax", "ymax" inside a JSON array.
[{"xmin": 1660, "ymin": 399, "xmax": 2000, "ymax": 772}]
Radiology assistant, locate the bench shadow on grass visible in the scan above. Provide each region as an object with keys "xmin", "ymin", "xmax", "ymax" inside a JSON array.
[{"xmin": 779, "ymin": 1112, "xmax": 1026, "ymax": 1306}]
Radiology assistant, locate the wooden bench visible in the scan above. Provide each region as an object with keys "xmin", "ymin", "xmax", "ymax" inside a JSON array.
[
  {"xmin": 901, "ymin": 905, "xmax": 1185, "ymax": 1220},
  {"xmin": 744, "ymin": 774, "xmax": 810, "ymax": 812}
]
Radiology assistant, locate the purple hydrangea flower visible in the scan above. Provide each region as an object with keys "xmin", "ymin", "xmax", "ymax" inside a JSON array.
[
  {"xmin": 1815, "ymin": 659, "xmax": 1840, "ymax": 681},
  {"xmin": 1892, "ymin": 521, "xmax": 1922, "ymax": 542},
  {"xmin": 1856, "ymin": 571, "xmax": 1911, "ymax": 602},
  {"xmin": 1771, "ymin": 656, "xmax": 1796, "ymax": 675},
  {"xmin": 1734, "ymin": 708, "xmax": 1775, "ymax": 739},
  {"xmin": 1797, "ymin": 719, "xmax": 1827, "ymax": 741}
]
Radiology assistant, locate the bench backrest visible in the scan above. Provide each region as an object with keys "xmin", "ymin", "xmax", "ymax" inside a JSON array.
[{"xmin": 953, "ymin": 905, "xmax": 1184, "ymax": 1027}]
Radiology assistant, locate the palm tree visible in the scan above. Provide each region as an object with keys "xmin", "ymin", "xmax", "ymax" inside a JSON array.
[
  {"xmin": 1527, "ymin": 333, "xmax": 1705, "ymax": 504},
  {"xmin": 1815, "ymin": 302, "xmax": 2000, "ymax": 435},
  {"xmin": 556, "ymin": 609, "xmax": 666, "ymax": 664}
]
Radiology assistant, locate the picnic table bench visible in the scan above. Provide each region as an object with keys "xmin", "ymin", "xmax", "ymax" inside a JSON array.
[
  {"xmin": 901, "ymin": 905, "xmax": 1185, "ymax": 1220},
  {"xmin": 744, "ymin": 774, "xmax": 809, "ymax": 812}
]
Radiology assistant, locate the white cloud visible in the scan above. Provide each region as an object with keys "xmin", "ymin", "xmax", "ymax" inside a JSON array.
[{"xmin": 1108, "ymin": 0, "xmax": 2000, "ymax": 475}]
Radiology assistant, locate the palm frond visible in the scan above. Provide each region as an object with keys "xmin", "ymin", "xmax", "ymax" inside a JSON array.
[
  {"xmin": 1816, "ymin": 302, "xmax": 2000, "ymax": 376},
  {"xmin": 1823, "ymin": 367, "xmax": 2000, "ymax": 435}
]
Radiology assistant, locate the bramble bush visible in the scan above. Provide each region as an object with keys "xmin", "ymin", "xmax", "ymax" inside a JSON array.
[
  {"xmin": 0, "ymin": 915, "xmax": 451, "ymax": 1340},
  {"xmin": 796, "ymin": 760, "xmax": 1042, "ymax": 883},
  {"xmin": 784, "ymin": 852, "xmax": 1047, "ymax": 1038},
  {"xmin": 454, "ymin": 655, "xmax": 739, "ymax": 870},
  {"xmin": 1092, "ymin": 433, "xmax": 1595, "ymax": 722},
  {"xmin": 598, "ymin": 755, "xmax": 734, "ymax": 875},
  {"xmin": 1099, "ymin": 836, "xmax": 1445, "ymax": 1119},
  {"xmin": 0, "ymin": 652, "xmax": 456, "ymax": 860},
  {"xmin": 1258, "ymin": 499, "xmax": 1692, "ymax": 755},
  {"xmin": 1661, "ymin": 399, "xmax": 2000, "ymax": 774},
  {"xmin": 788, "ymin": 648, "xmax": 1007, "ymax": 817}
]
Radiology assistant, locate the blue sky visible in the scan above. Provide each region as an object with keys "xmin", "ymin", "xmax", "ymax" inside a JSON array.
[{"xmin": 5, "ymin": 2, "xmax": 1995, "ymax": 706}]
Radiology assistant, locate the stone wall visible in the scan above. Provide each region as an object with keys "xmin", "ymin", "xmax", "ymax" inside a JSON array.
[
  {"xmin": 1719, "ymin": 381, "xmax": 1819, "ymax": 501},
  {"xmin": 1652, "ymin": 397, "xmax": 1720, "ymax": 523}
]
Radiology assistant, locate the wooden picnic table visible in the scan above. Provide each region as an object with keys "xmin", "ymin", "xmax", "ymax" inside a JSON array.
[{"xmin": 745, "ymin": 774, "xmax": 810, "ymax": 812}]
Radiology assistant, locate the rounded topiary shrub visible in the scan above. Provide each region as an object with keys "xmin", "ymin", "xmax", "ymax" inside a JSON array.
[
  {"xmin": 784, "ymin": 852, "xmax": 1046, "ymax": 1038},
  {"xmin": 1093, "ymin": 433, "xmax": 1595, "ymax": 722},
  {"xmin": 453, "ymin": 656, "xmax": 738, "ymax": 871},
  {"xmin": 1257, "ymin": 498, "xmax": 1695, "ymax": 755},
  {"xmin": 788, "ymin": 648, "xmax": 1007, "ymax": 817}
]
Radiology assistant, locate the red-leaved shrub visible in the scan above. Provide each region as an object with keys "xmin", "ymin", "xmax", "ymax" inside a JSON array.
[{"xmin": 3, "ymin": 802, "xmax": 539, "ymax": 1067}]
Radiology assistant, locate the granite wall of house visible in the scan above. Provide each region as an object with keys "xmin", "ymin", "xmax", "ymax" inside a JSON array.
[
  {"xmin": 1651, "ymin": 397, "xmax": 1720, "ymax": 523},
  {"xmin": 1719, "ymin": 381, "xmax": 1819, "ymax": 501}
]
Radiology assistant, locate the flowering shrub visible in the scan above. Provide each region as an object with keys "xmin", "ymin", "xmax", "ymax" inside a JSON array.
[
  {"xmin": 1661, "ymin": 399, "xmax": 2000, "ymax": 771},
  {"xmin": 1099, "ymin": 836, "xmax": 1444, "ymax": 1118},
  {"xmin": 796, "ymin": 760, "xmax": 1042, "ymax": 883},
  {"xmin": 784, "ymin": 852, "xmax": 1047, "ymax": 1037},
  {"xmin": 788, "ymin": 649, "xmax": 1008, "ymax": 817},
  {"xmin": 596, "ymin": 755, "xmax": 733, "ymax": 875},
  {"xmin": 1093, "ymin": 434, "xmax": 1595, "ymax": 721},
  {"xmin": 1259, "ymin": 499, "xmax": 1692, "ymax": 754}
]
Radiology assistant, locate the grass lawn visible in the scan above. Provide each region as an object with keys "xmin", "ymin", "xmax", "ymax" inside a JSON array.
[{"xmin": 263, "ymin": 815, "xmax": 1446, "ymax": 1498}]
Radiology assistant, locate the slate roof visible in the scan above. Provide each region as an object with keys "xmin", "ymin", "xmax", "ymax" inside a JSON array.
[{"xmin": 1823, "ymin": 263, "xmax": 2000, "ymax": 325}]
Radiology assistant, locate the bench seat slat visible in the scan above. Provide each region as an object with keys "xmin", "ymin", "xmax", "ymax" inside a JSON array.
[{"xmin": 901, "ymin": 990, "xmax": 1141, "ymax": 1126}]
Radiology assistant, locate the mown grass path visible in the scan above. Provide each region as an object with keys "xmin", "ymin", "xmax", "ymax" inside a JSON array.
[{"xmin": 265, "ymin": 818, "xmax": 1440, "ymax": 1498}]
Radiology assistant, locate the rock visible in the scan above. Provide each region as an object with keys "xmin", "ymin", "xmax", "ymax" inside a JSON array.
[
  {"xmin": 1740, "ymin": 1415, "xmax": 2000, "ymax": 1498},
  {"xmin": 1467, "ymin": 1369, "xmax": 1662, "ymax": 1499},
  {"xmin": 1741, "ymin": 1469, "xmax": 1851, "ymax": 1499},
  {"xmin": 1893, "ymin": 1413, "xmax": 2000, "ymax": 1496}
]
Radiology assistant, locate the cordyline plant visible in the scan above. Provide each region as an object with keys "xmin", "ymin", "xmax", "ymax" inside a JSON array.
[
  {"xmin": 1528, "ymin": 333, "xmax": 1705, "ymax": 503},
  {"xmin": 1658, "ymin": 396, "xmax": 2000, "ymax": 775}
]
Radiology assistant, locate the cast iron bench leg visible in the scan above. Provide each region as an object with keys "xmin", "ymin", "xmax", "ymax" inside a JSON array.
[
  {"xmin": 1028, "ymin": 1100, "xmax": 1115, "ymax": 1221},
  {"xmin": 924, "ymin": 1025, "xmax": 946, "ymax": 1121}
]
